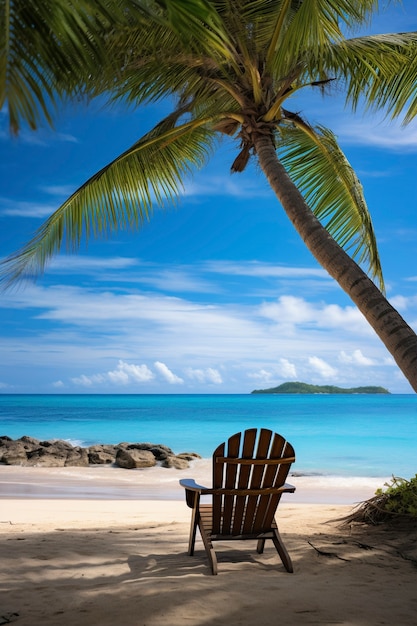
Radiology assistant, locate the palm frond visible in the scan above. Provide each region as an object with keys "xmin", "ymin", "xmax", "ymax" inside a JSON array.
[
  {"xmin": 0, "ymin": 0, "xmax": 139, "ymax": 133},
  {"xmin": 277, "ymin": 122, "xmax": 384, "ymax": 290},
  {"xmin": 0, "ymin": 116, "xmax": 217, "ymax": 285},
  {"xmin": 95, "ymin": 12, "xmax": 236, "ymax": 107},
  {"xmin": 324, "ymin": 32, "xmax": 417, "ymax": 122},
  {"xmin": 265, "ymin": 0, "xmax": 380, "ymax": 78},
  {"xmin": 158, "ymin": 0, "xmax": 233, "ymax": 60}
]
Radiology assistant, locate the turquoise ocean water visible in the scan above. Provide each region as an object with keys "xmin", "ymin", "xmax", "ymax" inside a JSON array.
[{"xmin": 0, "ymin": 394, "xmax": 416, "ymax": 478}]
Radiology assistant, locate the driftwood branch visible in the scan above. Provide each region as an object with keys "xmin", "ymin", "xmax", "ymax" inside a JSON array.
[{"xmin": 308, "ymin": 541, "xmax": 350, "ymax": 561}]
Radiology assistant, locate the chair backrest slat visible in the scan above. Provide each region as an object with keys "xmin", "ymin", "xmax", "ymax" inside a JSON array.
[
  {"xmin": 212, "ymin": 441, "xmax": 225, "ymax": 533},
  {"xmin": 241, "ymin": 429, "xmax": 271, "ymax": 534},
  {"xmin": 231, "ymin": 428, "xmax": 257, "ymax": 534},
  {"xmin": 221, "ymin": 432, "xmax": 242, "ymax": 533}
]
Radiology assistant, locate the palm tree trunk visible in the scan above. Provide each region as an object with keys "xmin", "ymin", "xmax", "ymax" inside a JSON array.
[{"xmin": 253, "ymin": 133, "xmax": 417, "ymax": 393}]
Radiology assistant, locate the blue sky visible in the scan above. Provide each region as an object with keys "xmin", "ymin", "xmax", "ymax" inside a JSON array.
[{"xmin": 1, "ymin": 2, "xmax": 417, "ymax": 394}]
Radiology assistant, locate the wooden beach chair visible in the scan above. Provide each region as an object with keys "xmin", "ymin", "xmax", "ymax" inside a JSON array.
[{"xmin": 179, "ymin": 428, "xmax": 296, "ymax": 575}]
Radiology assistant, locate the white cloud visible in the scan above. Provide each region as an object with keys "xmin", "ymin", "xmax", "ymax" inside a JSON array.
[
  {"xmin": 260, "ymin": 295, "xmax": 315, "ymax": 325},
  {"xmin": 0, "ymin": 129, "xmax": 78, "ymax": 147},
  {"xmin": 46, "ymin": 258, "xmax": 218, "ymax": 292},
  {"xmin": 56, "ymin": 132, "xmax": 78, "ymax": 144},
  {"xmin": 393, "ymin": 228, "xmax": 417, "ymax": 243},
  {"xmin": 279, "ymin": 358, "xmax": 297, "ymax": 379},
  {"xmin": 182, "ymin": 176, "xmax": 270, "ymax": 199},
  {"xmin": 49, "ymin": 255, "xmax": 139, "ymax": 272},
  {"xmin": 107, "ymin": 360, "xmax": 154, "ymax": 384},
  {"xmin": 154, "ymin": 361, "xmax": 184, "ymax": 384},
  {"xmin": 71, "ymin": 360, "xmax": 154, "ymax": 387},
  {"xmin": 71, "ymin": 373, "xmax": 106, "ymax": 387},
  {"xmin": 40, "ymin": 185, "xmax": 78, "ymax": 197},
  {"xmin": 52, "ymin": 380, "xmax": 65, "ymax": 388},
  {"xmin": 205, "ymin": 260, "xmax": 328, "ymax": 279},
  {"xmin": 339, "ymin": 349, "xmax": 375, "ymax": 366},
  {"xmin": 259, "ymin": 296, "xmax": 368, "ymax": 334},
  {"xmin": 247, "ymin": 358, "xmax": 297, "ymax": 385},
  {"xmin": 138, "ymin": 269, "xmax": 216, "ymax": 293},
  {"xmin": 247, "ymin": 369, "xmax": 275, "ymax": 383},
  {"xmin": 389, "ymin": 294, "xmax": 410, "ymax": 311},
  {"xmin": 0, "ymin": 198, "xmax": 58, "ymax": 218},
  {"xmin": 335, "ymin": 118, "xmax": 417, "ymax": 152},
  {"xmin": 185, "ymin": 367, "xmax": 223, "ymax": 384},
  {"xmin": 308, "ymin": 356, "xmax": 338, "ymax": 379}
]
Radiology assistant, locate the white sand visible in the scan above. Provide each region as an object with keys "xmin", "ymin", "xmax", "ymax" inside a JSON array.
[{"xmin": 1, "ymin": 465, "xmax": 416, "ymax": 626}]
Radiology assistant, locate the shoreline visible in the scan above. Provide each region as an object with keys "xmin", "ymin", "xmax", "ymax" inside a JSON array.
[{"xmin": 0, "ymin": 460, "xmax": 388, "ymax": 504}]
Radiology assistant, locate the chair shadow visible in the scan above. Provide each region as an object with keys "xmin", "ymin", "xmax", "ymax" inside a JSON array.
[{"xmin": 127, "ymin": 542, "xmax": 290, "ymax": 579}]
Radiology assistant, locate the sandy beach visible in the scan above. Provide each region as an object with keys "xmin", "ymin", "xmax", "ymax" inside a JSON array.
[{"xmin": 1, "ymin": 464, "xmax": 416, "ymax": 626}]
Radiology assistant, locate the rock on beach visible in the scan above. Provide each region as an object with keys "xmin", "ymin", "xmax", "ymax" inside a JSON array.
[{"xmin": 0, "ymin": 435, "xmax": 201, "ymax": 469}]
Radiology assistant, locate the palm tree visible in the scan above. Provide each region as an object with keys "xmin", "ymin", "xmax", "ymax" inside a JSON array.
[{"xmin": 1, "ymin": 1, "xmax": 417, "ymax": 390}]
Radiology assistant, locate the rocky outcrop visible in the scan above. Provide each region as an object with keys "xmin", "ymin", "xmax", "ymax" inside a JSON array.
[
  {"xmin": 162, "ymin": 452, "xmax": 201, "ymax": 469},
  {"xmin": 87, "ymin": 444, "xmax": 118, "ymax": 465},
  {"xmin": 115, "ymin": 448, "xmax": 156, "ymax": 469},
  {"xmin": 0, "ymin": 436, "xmax": 201, "ymax": 469}
]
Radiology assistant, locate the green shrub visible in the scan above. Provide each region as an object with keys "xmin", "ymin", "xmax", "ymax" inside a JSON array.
[
  {"xmin": 339, "ymin": 474, "xmax": 417, "ymax": 526},
  {"xmin": 376, "ymin": 474, "xmax": 417, "ymax": 518}
]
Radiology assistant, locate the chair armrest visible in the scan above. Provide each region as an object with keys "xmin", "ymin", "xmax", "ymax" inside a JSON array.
[
  {"xmin": 179, "ymin": 479, "xmax": 296, "ymax": 505},
  {"xmin": 280, "ymin": 482, "xmax": 296, "ymax": 493},
  {"xmin": 179, "ymin": 478, "xmax": 212, "ymax": 509},
  {"xmin": 179, "ymin": 478, "xmax": 211, "ymax": 493}
]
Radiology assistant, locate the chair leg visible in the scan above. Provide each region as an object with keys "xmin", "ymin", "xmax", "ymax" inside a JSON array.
[
  {"xmin": 209, "ymin": 547, "xmax": 218, "ymax": 575},
  {"xmin": 200, "ymin": 529, "xmax": 218, "ymax": 575},
  {"xmin": 188, "ymin": 506, "xmax": 199, "ymax": 556},
  {"xmin": 256, "ymin": 539, "xmax": 266, "ymax": 554},
  {"xmin": 187, "ymin": 507, "xmax": 218, "ymax": 574},
  {"xmin": 272, "ymin": 526, "xmax": 293, "ymax": 573}
]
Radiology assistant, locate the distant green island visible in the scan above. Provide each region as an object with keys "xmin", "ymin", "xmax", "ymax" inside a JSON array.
[{"xmin": 251, "ymin": 382, "xmax": 390, "ymax": 394}]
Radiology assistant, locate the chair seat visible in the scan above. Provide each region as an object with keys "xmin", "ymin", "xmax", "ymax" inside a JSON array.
[{"xmin": 199, "ymin": 503, "xmax": 280, "ymax": 540}]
